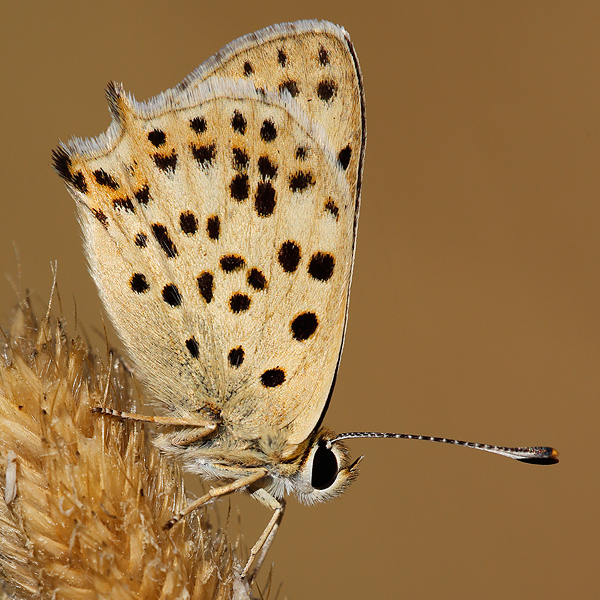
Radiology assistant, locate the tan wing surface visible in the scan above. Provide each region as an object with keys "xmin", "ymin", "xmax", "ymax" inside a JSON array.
[{"xmin": 53, "ymin": 21, "xmax": 364, "ymax": 450}]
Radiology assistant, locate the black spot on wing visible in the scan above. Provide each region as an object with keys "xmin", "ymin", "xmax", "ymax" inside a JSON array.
[
  {"xmin": 153, "ymin": 150, "xmax": 178, "ymax": 173},
  {"xmin": 186, "ymin": 337, "xmax": 200, "ymax": 358},
  {"xmin": 220, "ymin": 255, "xmax": 245, "ymax": 272},
  {"xmin": 232, "ymin": 110, "xmax": 247, "ymax": 134},
  {"xmin": 148, "ymin": 129, "xmax": 166, "ymax": 147},
  {"xmin": 247, "ymin": 268, "xmax": 267, "ymax": 291},
  {"xmin": 260, "ymin": 120, "xmax": 277, "ymax": 142},
  {"xmin": 151, "ymin": 224, "xmax": 178, "ymax": 258},
  {"xmin": 295, "ymin": 146, "xmax": 307, "ymax": 160},
  {"xmin": 113, "ymin": 197, "xmax": 134, "ymax": 212},
  {"xmin": 134, "ymin": 233, "xmax": 148, "ymax": 248},
  {"xmin": 233, "ymin": 148, "xmax": 249, "ymax": 171},
  {"xmin": 229, "ymin": 293, "xmax": 251, "ymax": 313},
  {"xmin": 134, "ymin": 185, "xmax": 150, "ymax": 205},
  {"xmin": 258, "ymin": 156, "xmax": 277, "ymax": 179},
  {"xmin": 318, "ymin": 46, "xmax": 330, "ymax": 66},
  {"xmin": 130, "ymin": 273, "xmax": 149, "ymax": 293},
  {"xmin": 162, "ymin": 284, "xmax": 182, "ymax": 307},
  {"xmin": 278, "ymin": 241, "xmax": 301, "ymax": 273},
  {"xmin": 308, "ymin": 252, "xmax": 335, "ymax": 281},
  {"xmin": 325, "ymin": 199, "xmax": 339, "ymax": 219},
  {"xmin": 291, "ymin": 312, "xmax": 318, "ymax": 341},
  {"xmin": 279, "ymin": 80, "xmax": 299, "ymax": 97},
  {"xmin": 92, "ymin": 209, "xmax": 108, "ymax": 226},
  {"xmin": 206, "ymin": 215, "xmax": 220, "ymax": 240},
  {"xmin": 197, "ymin": 272, "xmax": 214, "ymax": 303},
  {"xmin": 71, "ymin": 171, "xmax": 88, "ymax": 193},
  {"xmin": 52, "ymin": 147, "xmax": 88, "ymax": 193},
  {"xmin": 190, "ymin": 117, "xmax": 206, "ymax": 133},
  {"xmin": 317, "ymin": 80, "xmax": 337, "ymax": 102},
  {"xmin": 180, "ymin": 211, "xmax": 198, "ymax": 235},
  {"xmin": 289, "ymin": 171, "xmax": 315, "ymax": 192},
  {"xmin": 338, "ymin": 145, "xmax": 352, "ymax": 170},
  {"xmin": 93, "ymin": 169, "xmax": 119, "ymax": 189},
  {"xmin": 254, "ymin": 182, "xmax": 276, "ymax": 217},
  {"xmin": 228, "ymin": 346, "xmax": 244, "ymax": 367},
  {"xmin": 261, "ymin": 368, "xmax": 285, "ymax": 387},
  {"xmin": 230, "ymin": 174, "xmax": 249, "ymax": 201},
  {"xmin": 191, "ymin": 143, "xmax": 216, "ymax": 167}
]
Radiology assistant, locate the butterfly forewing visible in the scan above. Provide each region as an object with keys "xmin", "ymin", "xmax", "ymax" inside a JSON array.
[{"xmin": 185, "ymin": 20, "xmax": 365, "ymax": 202}]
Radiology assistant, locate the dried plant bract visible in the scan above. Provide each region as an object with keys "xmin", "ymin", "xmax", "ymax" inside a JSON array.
[{"xmin": 0, "ymin": 296, "xmax": 248, "ymax": 599}]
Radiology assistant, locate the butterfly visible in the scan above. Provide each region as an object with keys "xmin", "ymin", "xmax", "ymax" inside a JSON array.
[{"xmin": 53, "ymin": 19, "xmax": 557, "ymax": 581}]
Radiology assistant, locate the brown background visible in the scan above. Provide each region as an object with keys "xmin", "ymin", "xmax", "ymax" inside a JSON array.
[{"xmin": 1, "ymin": 2, "xmax": 597, "ymax": 598}]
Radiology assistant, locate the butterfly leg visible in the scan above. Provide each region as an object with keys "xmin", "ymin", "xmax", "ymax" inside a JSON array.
[
  {"xmin": 92, "ymin": 406, "xmax": 217, "ymax": 430},
  {"xmin": 164, "ymin": 468, "xmax": 269, "ymax": 529},
  {"xmin": 243, "ymin": 488, "xmax": 286, "ymax": 581}
]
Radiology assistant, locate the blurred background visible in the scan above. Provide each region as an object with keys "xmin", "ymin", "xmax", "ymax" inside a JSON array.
[{"xmin": 1, "ymin": 2, "xmax": 597, "ymax": 598}]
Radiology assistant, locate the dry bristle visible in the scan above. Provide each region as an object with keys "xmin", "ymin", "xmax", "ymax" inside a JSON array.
[{"xmin": 0, "ymin": 297, "xmax": 249, "ymax": 599}]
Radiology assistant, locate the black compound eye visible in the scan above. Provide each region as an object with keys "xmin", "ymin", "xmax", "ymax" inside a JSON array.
[{"xmin": 311, "ymin": 443, "xmax": 339, "ymax": 490}]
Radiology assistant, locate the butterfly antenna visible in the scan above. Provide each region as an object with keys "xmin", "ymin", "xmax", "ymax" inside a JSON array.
[{"xmin": 328, "ymin": 432, "xmax": 559, "ymax": 465}]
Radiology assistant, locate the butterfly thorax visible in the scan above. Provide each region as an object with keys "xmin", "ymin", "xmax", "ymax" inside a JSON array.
[{"xmin": 153, "ymin": 425, "xmax": 359, "ymax": 503}]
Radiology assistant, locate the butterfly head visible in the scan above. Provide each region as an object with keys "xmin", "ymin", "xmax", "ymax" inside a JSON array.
[{"xmin": 285, "ymin": 429, "xmax": 363, "ymax": 505}]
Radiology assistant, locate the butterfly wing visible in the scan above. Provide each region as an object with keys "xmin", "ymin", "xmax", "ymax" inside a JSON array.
[{"xmin": 54, "ymin": 21, "xmax": 364, "ymax": 452}]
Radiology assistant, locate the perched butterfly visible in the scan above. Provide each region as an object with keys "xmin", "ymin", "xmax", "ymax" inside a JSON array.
[{"xmin": 53, "ymin": 20, "xmax": 558, "ymax": 580}]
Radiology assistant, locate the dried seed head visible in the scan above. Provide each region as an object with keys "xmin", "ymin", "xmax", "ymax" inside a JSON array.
[{"xmin": 0, "ymin": 297, "xmax": 246, "ymax": 600}]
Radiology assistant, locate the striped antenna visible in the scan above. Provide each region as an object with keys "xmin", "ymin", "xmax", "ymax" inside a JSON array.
[{"xmin": 328, "ymin": 432, "xmax": 559, "ymax": 465}]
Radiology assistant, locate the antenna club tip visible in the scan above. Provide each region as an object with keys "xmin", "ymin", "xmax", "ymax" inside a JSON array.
[
  {"xmin": 518, "ymin": 447, "xmax": 559, "ymax": 465},
  {"xmin": 543, "ymin": 447, "xmax": 560, "ymax": 463}
]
